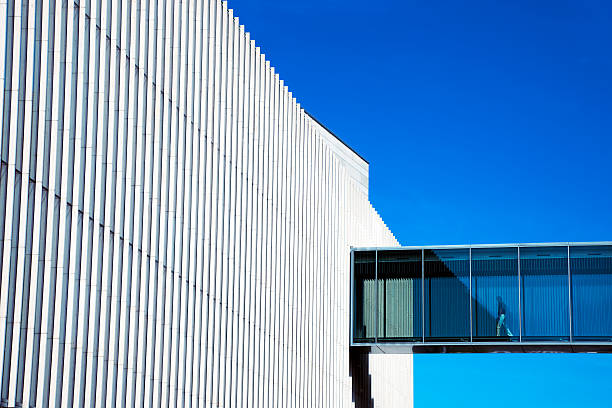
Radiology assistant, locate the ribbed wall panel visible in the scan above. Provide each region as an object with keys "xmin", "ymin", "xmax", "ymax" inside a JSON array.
[{"xmin": 0, "ymin": 1, "xmax": 411, "ymax": 407}]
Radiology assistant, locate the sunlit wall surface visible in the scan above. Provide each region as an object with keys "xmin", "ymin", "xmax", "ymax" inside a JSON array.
[
  {"xmin": 0, "ymin": 1, "xmax": 408, "ymax": 407},
  {"xmin": 352, "ymin": 243, "xmax": 612, "ymax": 345}
]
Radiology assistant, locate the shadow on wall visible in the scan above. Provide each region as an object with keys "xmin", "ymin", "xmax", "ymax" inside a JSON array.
[{"xmin": 349, "ymin": 347, "xmax": 373, "ymax": 408}]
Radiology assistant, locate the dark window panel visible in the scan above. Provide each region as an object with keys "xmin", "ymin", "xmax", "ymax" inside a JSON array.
[
  {"xmin": 353, "ymin": 250, "xmax": 376, "ymax": 342},
  {"xmin": 424, "ymin": 249, "xmax": 470, "ymax": 342},
  {"xmin": 377, "ymin": 250, "xmax": 422, "ymax": 342}
]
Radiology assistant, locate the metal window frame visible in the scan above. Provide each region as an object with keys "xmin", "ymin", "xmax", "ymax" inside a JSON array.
[
  {"xmin": 518, "ymin": 246, "xmax": 522, "ymax": 342},
  {"xmin": 375, "ymin": 249, "xmax": 378, "ymax": 344},
  {"xmin": 568, "ymin": 245, "xmax": 573, "ymax": 342},
  {"xmin": 350, "ymin": 249, "xmax": 355, "ymax": 346},
  {"xmin": 421, "ymin": 249, "xmax": 425, "ymax": 343},
  {"xmin": 352, "ymin": 241, "xmax": 612, "ymax": 252},
  {"xmin": 469, "ymin": 247, "xmax": 473, "ymax": 342}
]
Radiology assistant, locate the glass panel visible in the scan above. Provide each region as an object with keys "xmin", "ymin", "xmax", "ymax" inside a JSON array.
[
  {"xmin": 570, "ymin": 245, "xmax": 612, "ymax": 341},
  {"xmin": 471, "ymin": 247, "xmax": 519, "ymax": 341},
  {"xmin": 353, "ymin": 251, "xmax": 376, "ymax": 343},
  {"xmin": 377, "ymin": 250, "xmax": 423, "ymax": 342},
  {"xmin": 424, "ymin": 249, "xmax": 470, "ymax": 342},
  {"xmin": 520, "ymin": 246, "xmax": 570, "ymax": 341}
]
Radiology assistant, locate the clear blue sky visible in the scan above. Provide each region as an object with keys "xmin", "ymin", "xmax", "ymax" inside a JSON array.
[{"xmin": 228, "ymin": 0, "xmax": 612, "ymax": 406}]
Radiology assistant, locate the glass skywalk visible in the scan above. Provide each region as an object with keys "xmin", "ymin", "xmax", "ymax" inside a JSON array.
[{"xmin": 351, "ymin": 243, "xmax": 612, "ymax": 352}]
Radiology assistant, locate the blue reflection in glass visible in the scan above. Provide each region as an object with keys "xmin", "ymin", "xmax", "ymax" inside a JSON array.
[
  {"xmin": 571, "ymin": 245, "xmax": 612, "ymax": 341},
  {"xmin": 471, "ymin": 247, "xmax": 519, "ymax": 341},
  {"xmin": 424, "ymin": 249, "xmax": 470, "ymax": 341},
  {"xmin": 520, "ymin": 246, "xmax": 570, "ymax": 341}
]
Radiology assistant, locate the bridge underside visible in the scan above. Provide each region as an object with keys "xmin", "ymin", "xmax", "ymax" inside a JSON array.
[
  {"xmin": 354, "ymin": 342, "xmax": 612, "ymax": 354},
  {"xmin": 351, "ymin": 243, "xmax": 612, "ymax": 353}
]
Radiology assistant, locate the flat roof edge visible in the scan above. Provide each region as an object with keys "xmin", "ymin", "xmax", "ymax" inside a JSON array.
[{"xmin": 351, "ymin": 241, "xmax": 612, "ymax": 251}]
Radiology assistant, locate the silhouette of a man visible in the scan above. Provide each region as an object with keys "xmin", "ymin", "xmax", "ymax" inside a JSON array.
[{"xmin": 496, "ymin": 296, "xmax": 513, "ymax": 337}]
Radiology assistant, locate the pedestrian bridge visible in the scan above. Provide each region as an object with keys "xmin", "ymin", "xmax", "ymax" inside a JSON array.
[{"xmin": 350, "ymin": 242, "xmax": 612, "ymax": 353}]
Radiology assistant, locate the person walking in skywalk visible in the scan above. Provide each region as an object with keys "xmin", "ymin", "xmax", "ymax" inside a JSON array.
[{"xmin": 496, "ymin": 296, "xmax": 513, "ymax": 337}]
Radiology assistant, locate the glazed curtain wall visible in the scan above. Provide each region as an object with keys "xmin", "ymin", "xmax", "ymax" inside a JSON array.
[
  {"xmin": 0, "ymin": 1, "xmax": 405, "ymax": 407},
  {"xmin": 352, "ymin": 245, "xmax": 612, "ymax": 344}
]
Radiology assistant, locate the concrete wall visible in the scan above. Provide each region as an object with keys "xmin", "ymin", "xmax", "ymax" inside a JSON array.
[{"xmin": 0, "ymin": 0, "xmax": 411, "ymax": 406}]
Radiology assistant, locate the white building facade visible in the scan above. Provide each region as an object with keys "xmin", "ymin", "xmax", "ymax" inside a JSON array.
[{"xmin": 0, "ymin": 0, "xmax": 412, "ymax": 406}]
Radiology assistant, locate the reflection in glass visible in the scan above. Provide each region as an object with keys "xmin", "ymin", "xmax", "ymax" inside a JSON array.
[
  {"xmin": 520, "ymin": 246, "xmax": 569, "ymax": 341},
  {"xmin": 353, "ymin": 251, "xmax": 376, "ymax": 342},
  {"xmin": 571, "ymin": 245, "xmax": 612, "ymax": 341},
  {"xmin": 424, "ymin": 249, "xmax": 470, "ymax": 341},
  {"xmin": 471, "ymin": 247, "xmax": 519, "ymax": 341},
  {"xmin": 377, "ymin": 250, "xmax": 422, "ymax": 341}
]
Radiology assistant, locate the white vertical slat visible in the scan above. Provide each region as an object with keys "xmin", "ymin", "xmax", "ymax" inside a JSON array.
[
  {"xmin": 84, "ymin": 0, "xmax": 107, "ymax": 405},
  {"xmin": 191, "ymin": 1, "xmax": 208, "ymax": 406},
  {"xmin": 0, "ymin": 0, "xmax": 8, "ymax": 157},
  {"xmin": 106, "ymin": 0, "xmax": 128, "ymax": 404},
  {"xmin": 200, "ymin": 1, "xmax": 217, "ymax": 406},
  {"xmin": 44, "ymin": 0, "xmax": 69, "ymax": 405},
  {"xmin": 158, "ymin": 0, "xmax": 175, "ymax": 403},
  {"xmin": 144, "ymin": 0, "xmax": 163, "ymax": 406},
  {"xmin": 239, "ymin": 33, "xmax": 253, "ymax": 408},
  {"xmin": 181, "ymin": 0, "xmax": 196, "ymax": 405},
  {"xmin": 0, "ymin": 0, "xmax": 22, "ymax": 399},
  {"xmin": 231, "ymin": 22, "xmax": 246, "ymax": 408},
  {"xmin": 72, "ymin": 0, "xmax": 100, "ymax": 405},
  {"xmin": 248, "ymin": 43, "xmax": 262, "ymax": 408},
  {"xmin": 216, "ymin": 8, "xmax": 234, "ymax": 407},
  {"xmin": 207, "ymin": 1, "xmax": 225, "ymax": 406},
  {"xmin": 259, "ymin": 56, "xmax": 269, "ymax": 408},
  {"xmin": 204, "ymin": 1, "xmax": 217, "ymax": 400},
  {"xmin": 124, "ymin": 0, "xmax": 144, "ymax": 404},
  {"xmin": 227, "ymin": 16, "xmax": 239, "ymax": 405},
  {"xmin": 61, "ymin": 1, "xmax": 89, "ymax": 405},
  {"xmin": 127, "ymin": 1, "xmax": 147, "ymax": 406}
]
